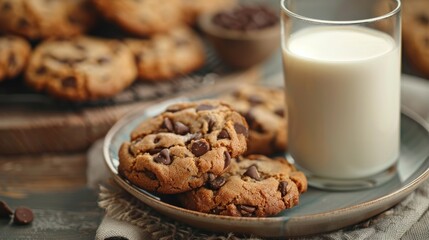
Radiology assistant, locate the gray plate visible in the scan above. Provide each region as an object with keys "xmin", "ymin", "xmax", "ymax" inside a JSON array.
[{"xmin": 103, "ymin": 100, "xmax": 429, "ymax": 238}]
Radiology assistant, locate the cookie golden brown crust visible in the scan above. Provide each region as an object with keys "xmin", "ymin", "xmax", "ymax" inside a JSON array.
[
  {"xmin": 402, "ymin": 0, "xmax": 429, "ymax": 78},
  {"xmin": 25, "ymin": 37, "xmax": 137, "ymax": 101},
  {"xmin": 0, "ymin": 0, "xmax": 95, "ymax": 40},
  {"xmin": 92, "ymin": 0, "xmax": 184, "ymax": 36},
  {"xmin": 118, "ymin": 100, "xmax": 249, "ymax": 194},
  {"xmin": 0, "ymin": 35, "xmax": 31, "ymax": 81},
  {"xmin": 222, "ymin": 85, "xmax": 287, "ymax": 155},
  {"xmin": 178, "ymin": 155, "xmax": 307, "ymax": 217},
  {"xmin": 125, "ymin": 27, "xmax": 205, "ymax": 81}
]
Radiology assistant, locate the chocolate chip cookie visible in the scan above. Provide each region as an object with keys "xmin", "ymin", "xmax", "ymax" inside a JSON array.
[
  {"xmin": 178, "ymin": 154, "xmax": 307, "ymax": 217},
  {"xmin": 0, "ymin": 0, "xmax": 95, "ymax": 40},
  {"xmin": 92, "ymin": 0, "xmax": 184, "ymax": 36},
  {"xmin": 125, "ymin": 27, "xmax": 205, "ymax": 81},
  {"xmin": 0, "ymin": 35, "xmax": 31, "ymax": 82},
  {"xmin": 25, "ymin": 36, "xmax": 137, "ymax": 101},
  {"xmin": 222, "ymin": 85, "xmax": 287, "ymax": 155},
  {"xmin": 402, "ymin": 0, "xmax": 429, "ymax": 78},
  {"xmin": 118, "ymin": 100, "xmax": 249, "ymax": 194}
]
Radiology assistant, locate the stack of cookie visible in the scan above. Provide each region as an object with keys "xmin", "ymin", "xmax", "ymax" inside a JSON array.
[
  {"xmin": 0, "ymin": 0, "xmax": 236, "ymax": 101},
  {"xmin": 118, "ymin": 99, "xmax": 307, "ymax": 217}
]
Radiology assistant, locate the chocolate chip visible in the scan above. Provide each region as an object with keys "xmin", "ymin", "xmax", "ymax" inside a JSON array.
[
  {"xmin": 143, "ymin": 170, "xmax": 157, "ymax": 180},
  {"xmin": 0, "ymin": 201, "xmax": 13, "ymax": 218},
  {"xmin": 234, "ymin": 123, "xmax": 248, "ymax": 137},
  {"xmin": 2, "ymin": 2, "xmax": 11, "ymax": 11},
  {"xmin": 191, "ymin": 139, "xmax": 210, "ymax": 157},
  {"xmin": 36, "ymin": 66, "xmax": 47, "ymax": 75},
  {"xmin": 217, "ymin": 129, "xmax": 230, "ymax": 139},
  {"xmin": 243, "ymin": 165, "xmax": 260, "ymax": 180},
  {"xmin": 104, "ymin": 237, "xmax": 129, "ymax": 240},
  {"xmin": 62, "ymin": 76, "xmax": 77, "ymax": 88},
  {"xmin": 163, "ymin": 118, "xmax": 174, "ymax": 132},
  {"xmin": 8, "ymin": 53, "xmax": 16, "ymax": 67},
  {"xmin": 208, "ymin": 119, "xmax": 216, "ymax": 133},
  {"xmin": 274, "ymin": 108, "xmax": 285, "ymax": 117},
  {"xmin": 417, "ymin": 14, "xmax": 429, "ymax": 25},
  {"xmin": 97, "ymin": 57, "xmax": 110, "ymax": 65},
  {"xmin": 154, "ymin": 149, "xmax": 171, "ymax": 165},
  {"xmin": 278, "ymin": 181, "xmax": 288, "ymax": 197},
  {"xmin": 13, "ymin": 207, "xmax": 33, "ymax": 225},
  {"xmin": 196, "ymin": 104, "xmax": 215, "ymax": 112},
  {"xmin": 224, "ymin": 151, "xmax": 231, "ymax": 168},
  {"xmin": 18, "ymin": 18, "xmax": 29, "ymax": 28},
  {"xmin": 237, "ymin": 205, "xmax": 256, "ymax": 217},
  {"xmin": 153, "ymin": 137, "xmax": 160, "ymax": 144},
  {"xmin": 207, "ymin": 176, "xmax": 226, "ymax": 190},
  {"xmin": 174, "ymin": 121, "xmax": 190, "ymax": 135},
  {"xmin": 210, "ymin": 207, "xmax": 224, "ymax": 215},
  {"xmin": 148, "ymin": 147, "xmax": 163, "ymax": 155}
]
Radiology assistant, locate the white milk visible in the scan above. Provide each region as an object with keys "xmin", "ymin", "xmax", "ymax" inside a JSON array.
[{"xmin": 283, "ymin": 26, "xmax": 400, "ymax": 179}]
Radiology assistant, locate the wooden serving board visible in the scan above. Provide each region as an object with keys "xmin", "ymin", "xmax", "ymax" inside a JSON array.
[{"xmin": 0, "ymin": 67, "xmax": 261, "ymax": 155}]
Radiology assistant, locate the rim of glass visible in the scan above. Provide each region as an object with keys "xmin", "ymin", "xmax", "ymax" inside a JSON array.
[{"xmin": 281, "ymin": 0, "xmax": 401, "ymax": 25}]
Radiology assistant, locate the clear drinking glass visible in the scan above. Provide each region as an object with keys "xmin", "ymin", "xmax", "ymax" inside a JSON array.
[{"xmin": 281, "ymin": 0, "xmax": 401, "ymax": 190}]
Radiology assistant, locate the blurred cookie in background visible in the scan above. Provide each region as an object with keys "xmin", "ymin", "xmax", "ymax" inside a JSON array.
[
  {"xmin": 125, "ymin": 27, "xmax": 205, "ymax": 81},
  {"xmin": 0, "ymin": 35, "xmax": 31, "ymax": 82},
  {"xmin": 402, "ymin": 0, "xmax": 429, "ymax": 78},
  {"xmin": 0, "ymin": 0, "xmax": 95, "ymax": 40},
  {"xmin": 181, "ymin": 0, "xmax": 237, "ymax": 25},
  {"xmin": 25, "ymin": 37, "xmax": 137, "ymax": 101},
  {"xmin": 222, "ymin": 85, "xmax": 287, "ymax": 156},
  {"xmin": 92, "ymin": 0, "xmax": 184, "ymax": 36}
]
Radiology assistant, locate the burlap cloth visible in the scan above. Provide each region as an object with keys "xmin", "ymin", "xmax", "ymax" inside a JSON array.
[{"xmin": 89, "ymin": 75, "xmax": 429, "ymax": 240}]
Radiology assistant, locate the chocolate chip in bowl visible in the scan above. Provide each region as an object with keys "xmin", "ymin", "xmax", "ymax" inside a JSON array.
[{"xmin": 198, "ymin": 4, "xmax": 280, "ymax": 69}]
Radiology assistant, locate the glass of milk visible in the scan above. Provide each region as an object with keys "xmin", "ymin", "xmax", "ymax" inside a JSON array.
[{"xmin": 281, "ymin": 0, "xmax": 401, "ymax": 190}]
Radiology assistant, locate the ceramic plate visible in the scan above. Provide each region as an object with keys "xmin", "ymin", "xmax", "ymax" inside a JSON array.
[{"xmin": 103, "ymin": 100, "xmax": 429, "ymax": 238}]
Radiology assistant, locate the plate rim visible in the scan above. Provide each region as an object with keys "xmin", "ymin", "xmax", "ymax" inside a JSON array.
[{"xmin": 102, "ymin": 103, "xmax": 429, "ymax": 236}]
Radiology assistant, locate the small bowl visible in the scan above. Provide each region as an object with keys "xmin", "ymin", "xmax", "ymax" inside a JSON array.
[{"xmin": 198, "ymin": 12, "xmax": 280, "ymax": 69}]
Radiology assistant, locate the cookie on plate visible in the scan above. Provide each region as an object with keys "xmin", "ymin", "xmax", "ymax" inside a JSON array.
[
  {"xmin": 222, "ymin": 85, "xmax": 287, "ymax": 155},
  {"xmin": 118, "ymin": 100, "xmax": 249, "ymax": 194},
  {"xmin": 92, "ymin": 0, "xmax": 184, "ymax": 36},
  {"xmin": 25, "ymin": 36, "xmax": 137, "ymax": 101},
  {"xmin": 0, "ymin": 35, "xmax": 31, "ymax": 82},
  {"xmin": 0, "ymin": 0, "xmax": 95, "ymax": 40},
  {"xmin": 402, "ymin": 0, "xmax": 429, "ymax": 78},
  {"xmin": 125, "ymin": 27, "xmax": 205, "ymax": 81},
  {"xmin": 178, "ymin": 154, "xmax": 307, "ymax": 217},
  {"xmin": 181, "ymin": 0, "xmax": 237, "ymax": 25}
]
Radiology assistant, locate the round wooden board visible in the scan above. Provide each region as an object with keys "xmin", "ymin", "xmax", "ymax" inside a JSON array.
[{"xmin": 0, "ymin": 67, "xmax": 261, "ymax": 155}]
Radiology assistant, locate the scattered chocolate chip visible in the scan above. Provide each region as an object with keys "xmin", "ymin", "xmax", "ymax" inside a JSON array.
[
  {"xmin": 234, "ymin": 123, "xmax": 248, "ymax": 137},
  {"xmin": 244, "ymin": 111, "xmax": 256, "ymax": 126},
  {"xmin": 148, "ymin": 147, "xmax": 163, "ymax": 155},
  {"xmin": 97, "ymin": 57, "xmax": 110, "ymax": 65},
  {"xmin": 35, "ymin": 66, "xmax": 47, "ymax": 75},
  {"xmin": 278, "ymin": 181, "xmax": 288, "ymax": 197},
  {"xmin": 143, "ymin": 170, "xmax": 157, "ymax": 180},
  {"xmin": 0, "ymin": 201, "xmax": 13, "ymax": 218},
  {"xmin": 163, "ymin": 118, "xmax": 174, "ymax": 132},
  {"xmin": 274, "ymin": 108, "xmax": 285, "ymax": 117},
  {"xmin": 191, "ymin": 139, "xmax": 210, "ymax": 157},
  {"xmin": 104, "ymin": 237, "xmax": 129, "ymax": 240},
  {"xmin": 223, "ymin": 151, "xmax": 231, "ymax": 168},
  {"xmin": 2, "ymin": 2, "xmax": 11, "ymax": 11},
  {"xmin": 248, "ymin": 95, "xmax": 263, "ymax": 105},
  {"xmin": 174, "ymin": 121, "xmax": 190, "ymax": 135},
  {"xmin": 153, "ymin": 137, "xmax": 160, "ymax": 144},
  {"xmin": 207, "ymin": 176, "xmax": 226, "ymax": 190},
  {"xmin": 217, "ymin": 129, "xmax": 230, "ymax": 139},
  {"xmin": 196, "ymin": 104, "xmax": 215, "ymax": 112},
  {"xmin": 243, "ymin": 165, "xmax": 260, "ymax": 180},
  {"xmin": 210, "ymin": 207, "xmax": 224, "ymax": 215},
  {"xmin": 13, "ymin": 207, "xmax": 33, "ymax": 225},
  {"xmin": 62, "ymin": 76, "xmax": 77, "ymax": 88},
  {"xmin": 237, "ymin": 205, "xmax": 256, "ymax": 217},
  {"xmin": 417, "ymin": 14, "xmax": 429, "ymax": 25},
  {"xmin": 18, "ymin": 18, "xmax": 29, "ymax": 28},
  {"xmin": 208, "ymin": 119, "xmax": 216, "ymax": 133},
  {"xmin": 8, "ymin": 53, "xmax": 16, "ymax": 67},
  {"xmin": 153, "ymin": 149, "xmax": 171, "ymax": 165}
]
